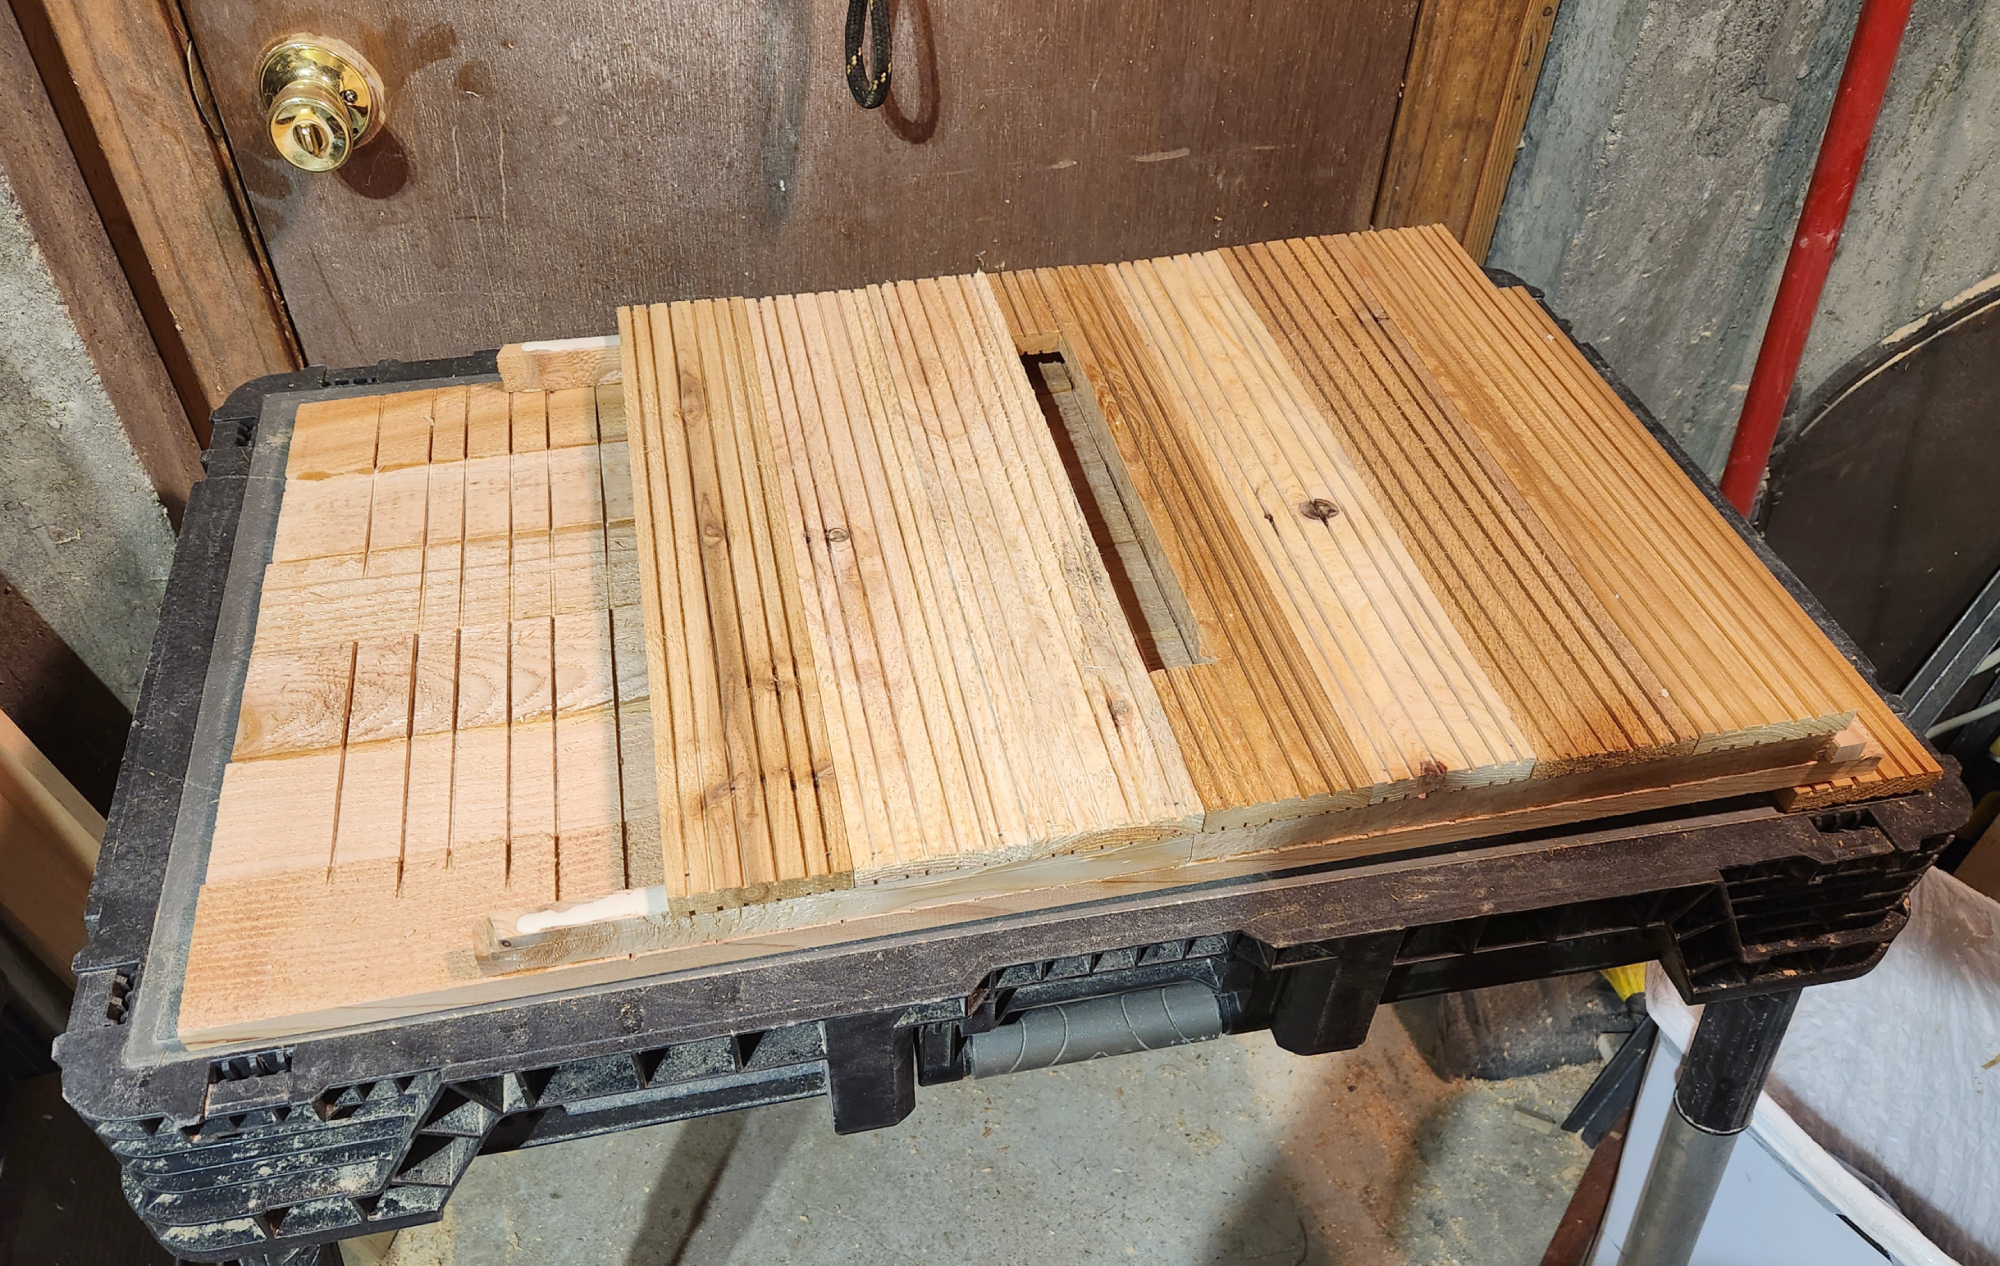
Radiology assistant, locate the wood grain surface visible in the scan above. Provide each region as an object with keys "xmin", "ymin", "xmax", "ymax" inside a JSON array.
[
  {"xmin": 0, "ymin": 1, "xmax": 200, "ymax": 520},
  {"xmin": 1347, "ymin": 226, "xmax": 1937, "ymax": 804},
  {"xmin": 174, "ymin": 229, "xmax": 1932, "ymax": 1042},
  {"xmin": 619, "ymin": 279, "xmax": 1200, "ymax": 894},
  {"xmin": 182, "ymin": 382, "xmax": 655, "ymax": 1031},
  {"xmin": 0, "ymin": 708, "xmax": 101, "ymax": 981},
  {"xmin": 1372, "ymin": 0, "xmax": 1561, "ymax": 259},
  {"xmin": 1107, "ymin": 252, "xmax": 1535, "ymax": 796},
  {"xmin": 27, "ymin": 0, "xmax": 298, "ymax": 413},
  {"xmin": 174, "ymin": 0, "xmax": 1419, "ymax": 367}
]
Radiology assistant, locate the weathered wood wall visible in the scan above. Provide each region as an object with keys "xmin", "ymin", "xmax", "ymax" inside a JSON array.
[{"xmin": 178, "ymin": 0, "xmax": 1422, "ymax": 366}]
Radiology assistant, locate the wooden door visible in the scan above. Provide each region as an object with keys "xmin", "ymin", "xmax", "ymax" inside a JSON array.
[{"xmin": 176, "ymin": 0, "xmax": 1420, "ymax": 366}]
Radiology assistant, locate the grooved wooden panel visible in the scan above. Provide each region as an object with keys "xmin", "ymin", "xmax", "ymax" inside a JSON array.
[
  {"xmin": 992, "ymin": 231, "xmax": 1920, "ymax": 830},
  {"xmin": 1335, "ymin": 227, "xmax": 1936, "ymax": 805},
  {"xmin": 181, "ymin": 382, "xmax": 653, "ymax": 1031},
  {"xmin": 997, "ymin": 263, "xmax": 1354, "ymax": 819},
  {"xmin": 619, "ymin": 298, "xmax": 851, "ymax": 899},
  {"xmin": 1222, "ymin": 238, "xmax": 1694, "ymax": 776},
  {"xmin": 618, "ymin": 278, "xmax": 1201, "ymax": 894},
  {"xmin": 1106, "ymin": 252, "xmax": 1535, "ymax": 797}
]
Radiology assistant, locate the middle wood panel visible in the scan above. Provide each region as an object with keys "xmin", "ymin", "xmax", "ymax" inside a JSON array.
[{"xmin": 618, "ymin": 274, "xmax": 1205, "ymax": 897}]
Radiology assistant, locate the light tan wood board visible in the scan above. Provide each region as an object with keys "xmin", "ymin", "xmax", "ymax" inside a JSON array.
[
  {"xmin": 0, "ymin": 708, "xmax": 102, "ymax": 981},
  {"xmin": 175, "ymin": 229, "xmax": 1932, "ymax": 1043},
  {"xmin": 179, "ymin": 382, "xmax": 660, "ymax": 1034},
  {"xmin": 497, "ymin": 337, "xmax": 622, "ymax": 393}
]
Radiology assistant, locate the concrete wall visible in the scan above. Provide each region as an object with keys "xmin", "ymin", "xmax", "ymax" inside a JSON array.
[
  {"xmin": 1488, "ymin": 0, "xmax": 2000, "ymax": 475},
  {"xmin": 0, "ymin": 162, "xmax": 174, "ymax": 708}
]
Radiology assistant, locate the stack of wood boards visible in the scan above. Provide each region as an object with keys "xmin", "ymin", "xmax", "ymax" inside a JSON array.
[
  {"xmin": 614, "ymin": 279, "xmax": 1201, "ymax": 904},
  {"xmin": 990, "ymin": 227, "xmax": 1934, "ymax": 817},
  {"xmin": 173, "ymin": 226, "xmax": 1933, "ymax": 1044}
]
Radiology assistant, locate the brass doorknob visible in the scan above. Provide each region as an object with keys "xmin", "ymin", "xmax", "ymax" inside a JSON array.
[{"xmin": 259, "ymin": 37, "xmax": 384, "ymax": 172}]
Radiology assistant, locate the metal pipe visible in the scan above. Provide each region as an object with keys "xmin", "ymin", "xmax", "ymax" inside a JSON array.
[
  {"xmin": 964, "ymin": 982, "xmax": 1223, "ymax": 1077},
  {"xmin": 1619, "ymin": 989, "xmax": 1801, "ymax": 1266},
  {"xmin": 1717, "ymin": 0, "xmax": 1917, "ymax": 514},
  {"xmin": 1618, "ymin": 1110, "xmax": 1740, "ymax": 1266}
]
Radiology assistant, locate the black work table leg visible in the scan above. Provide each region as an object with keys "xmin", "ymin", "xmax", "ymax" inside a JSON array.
[{"xmin": 1617, "ymin": 988, "xmax": 1801, "ymax": 1266}]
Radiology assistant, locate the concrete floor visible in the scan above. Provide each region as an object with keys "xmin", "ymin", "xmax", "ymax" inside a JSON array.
[{"xmin": 373, "ymin": 1008, "xmax": 1597, "ymax": 1266}]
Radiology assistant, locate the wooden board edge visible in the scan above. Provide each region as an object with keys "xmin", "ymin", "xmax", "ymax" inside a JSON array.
[
  {"xmin": 478, "ymin": 870, "xmax": 856, "ymax": 971},
  {"xmin": 1370, "ymin": 0, "xmax": 1562, "ymax": 258},
  {"xmin": 497, "ymin": 334, "xmax": 623, "ymax": 392},
  {"xmin": 450, "ymin": 729, "xmax": 1871, "ymax": 983},
  {"xmin": 0, "ymin": 707, "xmax": 102, "ymax": 869},
  {"xmin": 176, "ymin": 737, "xmax": 1894, "ymax": 1047},
  {"xmin": 0, "ymin": 708, "xmax": 100, "ymax": 980}
]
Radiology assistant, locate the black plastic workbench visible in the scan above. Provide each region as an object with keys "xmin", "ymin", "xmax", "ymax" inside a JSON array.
[{"xmin": 55, "ymin": 293, "xmax": 1971, "ymax": 1265}]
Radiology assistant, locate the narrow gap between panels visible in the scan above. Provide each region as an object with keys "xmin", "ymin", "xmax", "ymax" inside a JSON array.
[{"xmin": 1022, "ymin": 351, "xmax": 1204, "ymax": 673}]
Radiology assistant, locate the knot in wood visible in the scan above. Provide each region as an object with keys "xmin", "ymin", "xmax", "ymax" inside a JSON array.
[
  {"xmin": 824, "ymin": 525, "xmax": 851, "ymax": 544},
  {"xmin": 1301, "ymin": 498, "xmax": 1340, "ymax": 522}
]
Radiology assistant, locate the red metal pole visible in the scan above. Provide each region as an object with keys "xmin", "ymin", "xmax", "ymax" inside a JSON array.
[{"xmin": 1717, "ymin": 0, "xmax": 1917, "ymax": 515}]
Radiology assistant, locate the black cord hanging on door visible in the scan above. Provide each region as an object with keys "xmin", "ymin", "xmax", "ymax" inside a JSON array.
[{"xmin": 845, "ymin": 0, "xmax": 892, "ymax": 108}]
